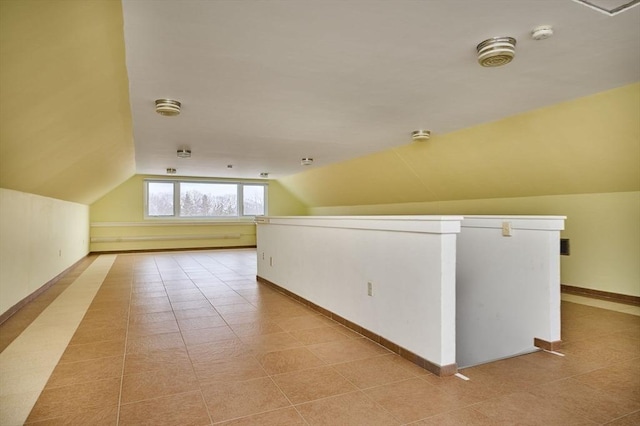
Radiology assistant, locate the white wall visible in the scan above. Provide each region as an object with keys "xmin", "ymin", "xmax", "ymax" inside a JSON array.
[
  {"xmin": 456, "ymin": 216, "xmax": 565, "ymax": 368},
  {"xmin": 256, "ymin": 216, "xmax": 462, "ymax": 369},
  {"xmin": 0, "ymin": 188, "xmax": 90, "ymax": 315}
]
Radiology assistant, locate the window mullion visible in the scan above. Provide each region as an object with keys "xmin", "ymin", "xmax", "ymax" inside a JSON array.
[{"xmin": 174, "ymin": 181, "xmax": 180, "ymax": 217}]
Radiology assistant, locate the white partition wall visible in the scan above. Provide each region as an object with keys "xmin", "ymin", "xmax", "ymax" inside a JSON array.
[
  {"xmin": 256, "ymin": 216, "xmax": 463, "ymax": 374},
  {"xmin": 456, "ymin": 216, "xmax": 566, "ymax": 368}
]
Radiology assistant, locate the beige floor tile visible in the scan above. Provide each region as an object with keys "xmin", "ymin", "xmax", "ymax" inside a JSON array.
[
  {"xmin": 200, "ymin": 377, "xmax": 290, "ymax": 422},
  {"xmin": 26, "ymin": 378, "xmax": 121, "ymax": 423},
  {"xmin": 193, "ymin": 357, "xmax": 268, "ymax": 384},
  {"xmin": 332, "ymin": 354, "xmax": 417, "ymax": 389},
  {"xmin": 410, "ymin": 406, "xmax": 500, "ymax": 425},
  {"xmin": 527, "ymin": 377, "xmax": 640, "ymax": 423},
  {"xmin": 364, "ymin": 377, "xmax": 466, "ymax": 423},
  {"xmin": 307, "ymin": 337, "xmax": 390, "ymax": 364},
  {"xmin": 257, "ymin": 347, "xmax": 326, "ymax": 375},
  {"xmin": 119, "ymin": 391, "xmax": 211, "ymax": 426},
  {"xmin": 472, "ymin": 391, "xmax": 596, "ymax": 425},
  {"xmin": 217, "ymin": 407, "xmax": 305, "ymax": 425},
  {"xmin": 121, "ymin": 365, "xmax": 200, "ymax": 403},
  {"xmin": 45, "ymin": 355, "xmax": 123, "ymax": 388},
  {"xmin": 295, "ymin": 390, "xmax": 400, "ymax": 426},
  {"xmin": 272, "ymin": 365, "xmax": 357, "ymax": 404}
]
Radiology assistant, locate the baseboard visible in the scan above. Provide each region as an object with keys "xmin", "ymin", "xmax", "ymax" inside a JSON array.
[
  {"xmin": 561, "ymin": 284, "xmax": 640, "ymax": 307},
  {"xmin": 0, "ymin": 255, "xmax": 93, "ymax": 325},
  {"xmin": 534, "ymin": 337, "xmax": 562, "ymax": 352},
  {"xmin": 256, "ymin": 275, "xmax": 457, "ymax": 376},
  {"xmin": 90, "ymin": 245, "xmax": 256, "ymax": 255}
]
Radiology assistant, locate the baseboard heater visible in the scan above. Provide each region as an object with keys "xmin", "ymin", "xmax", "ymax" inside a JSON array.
[{"xmin": 90, "ymin": 233, "xmax": 244, "ymax": 243}]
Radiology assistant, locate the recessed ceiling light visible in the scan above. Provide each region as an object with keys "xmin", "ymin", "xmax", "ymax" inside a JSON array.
[
  {"xmin": 301, "ymin": 158, "xmax": 314, "ymax": 166},
  {"xmin": 260, "ymin": 172, "xmax": 269, "ymax": 178},
  {"xmin": 166, "ymin": 168, "xmax": 176, "ymax": 174},
  {"xmin": 476, "ymin": 37, "xmax": 516, "ymax": 67},
  {"xmin": 155, "ymin": 99, "xmax": 181, "ymax": 116},
  {"xmin": 412, "ymin": 130, "xmax": 431, "ymax": 141},
  {"xmin": 177, "ymin": 149, "xmax": 191, "ymax": 158}
]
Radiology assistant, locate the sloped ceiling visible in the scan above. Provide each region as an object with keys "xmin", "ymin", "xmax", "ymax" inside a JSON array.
[
  {"xmin": 278, "ymin": 83, "xmax": 640, "ymax": 207},
  {"xmin": 0, "ymin": 0, "xmax": 134, "ymax": 205},
  {"xmin": 122, "ymin": 0, "xmax": 640, "ymax": 182},
  {"xmin": 0, "ymin": 1, "xmax": 638, "ymax": 208}
]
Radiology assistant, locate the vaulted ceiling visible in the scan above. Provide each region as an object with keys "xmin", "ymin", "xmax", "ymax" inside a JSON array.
[{"xmin": 0, "ymin": 0, "xmax": 638, "ymax": 205}]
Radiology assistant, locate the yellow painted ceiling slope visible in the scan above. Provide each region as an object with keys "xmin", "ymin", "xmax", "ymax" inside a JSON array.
[
  {"xmin": 0, "ymin": 0, "xmax": 135, "ymax": 204},
  {"xmin": 279, "ymin": 83, "xmax": 640, "ymax": 208}
]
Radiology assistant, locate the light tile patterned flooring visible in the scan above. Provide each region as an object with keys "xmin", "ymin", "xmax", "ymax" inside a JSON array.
[{"xmin": 0, "ymin": 249, "xmax": 638, "ymax": 425}]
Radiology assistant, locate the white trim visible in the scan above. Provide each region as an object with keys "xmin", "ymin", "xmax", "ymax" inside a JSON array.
[
  {"xmin": 91, "ymin": 221, "xmax": 255, "ymax": 227},
  {"xmin": 90, "ymin": 233, "xmax": 248, "ymax": 243}
]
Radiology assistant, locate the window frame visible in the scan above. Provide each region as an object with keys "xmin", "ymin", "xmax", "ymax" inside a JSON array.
[{"xmin": 144, "ymin": 178, "xmax": 267, "ymax": 221}]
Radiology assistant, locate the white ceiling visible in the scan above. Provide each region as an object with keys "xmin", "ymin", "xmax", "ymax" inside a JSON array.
[{"xmin": 122, "ymin": 0, "xmax": 640, "ymax": 180}]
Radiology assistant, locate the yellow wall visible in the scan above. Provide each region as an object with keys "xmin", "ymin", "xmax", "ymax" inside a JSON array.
[
  {"xmin": 89, "ymin": 174, "xmax": 307, "ymax": 252},
  {"xmin": 279, "ymin": 85, "xmax": 640, "ymax": 297},
  {"xmin": 0, "ymin": 188, "xmax": 89, "ymax": 315},
  {"xmin": 310, "ymin": 192, "xmax": 640, "ymax": 297},
  {"xmin": 280, "ymin": 84, "xmax": 639, "ymax": 207},
  {"xmin": 0, "ymin": 0, "xmax": 135, "ymax": 204}
]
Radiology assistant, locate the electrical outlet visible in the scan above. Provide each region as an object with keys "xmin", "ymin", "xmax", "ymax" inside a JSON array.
[
  {"xmin": 367, "ymin": 281, "xmax": 373, "ymax": 296},
  {"xmin": 502, "ymin": 221, "xmax": 513, "ymax": 237},
  {"xmin": 262, "ymin": 252, "xmax": 265, "ymax": 260},
  {"xmin": 269, "ymin": 256, "xmax": 273, "ymax": 267}
]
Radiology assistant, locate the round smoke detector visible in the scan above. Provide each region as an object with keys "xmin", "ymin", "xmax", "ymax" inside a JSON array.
[
  {"xmin": 476, "ymin": 37, "xmax": 517, "ymax": 67},
  {"xmin": 531, "ymin": 25, "xmax": 553, "ymax": 41}
]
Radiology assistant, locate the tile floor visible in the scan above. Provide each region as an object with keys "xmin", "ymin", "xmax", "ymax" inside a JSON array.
[{"xmin": 0, "ymin": 249, "xmax": 638, "ymax": 425}]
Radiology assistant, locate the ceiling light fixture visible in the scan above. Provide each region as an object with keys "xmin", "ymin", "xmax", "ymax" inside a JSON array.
[
  {"xmin": 476, "ymin": 37, "xmax": 517, "ymax": 67},
  {"xmin": 531, "ymin": 25, "xmax": 553, "ymax": 40},
  {"xmin": 166, "ymin": 168, "xmax": 176, "ymax": 174},
  {"xmin": 260, "ymin": 172, "xmax": 269, "ymax": 178},
  {"xmin": 412, "ymin": 130, "xmax": 431, "ymax": 141},
  {"xmin": 301, "ymin": 158, "xmax": 314, "ymax": 166},
  {"xmin": 155, "ymin": 99, "xmax": 181, "ymax": 116},
  {"xmin": 177, "ymin": 149, "xmax": 191, "ymax": 158}
]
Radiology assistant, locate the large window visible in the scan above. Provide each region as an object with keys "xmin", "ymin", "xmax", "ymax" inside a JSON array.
[{"xmin": 145, "ymin": 180, "xmax": 266, "ymax": 219}]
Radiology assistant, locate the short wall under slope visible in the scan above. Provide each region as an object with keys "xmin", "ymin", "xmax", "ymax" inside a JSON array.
[{"xmin": 256, "ymin": 215, "xmax": 463, "ymax": 375}]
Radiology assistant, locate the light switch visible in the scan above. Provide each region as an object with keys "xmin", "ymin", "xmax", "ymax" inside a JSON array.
[{"xmin": 502, "ymin": 221, "xmax": 513, "ymax": 237}]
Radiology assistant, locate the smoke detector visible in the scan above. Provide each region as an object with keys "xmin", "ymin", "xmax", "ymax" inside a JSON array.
[
  {"xmin": 532, "ymin": 25, "xmax": 553, "ymax": 40},
  {"xmin": 155, "ymin": 99, "xmax": 181, "ymax": 116},
  {"xmin": 177, "ymin": 149, "xmax": 191, "ymax": 158},
  {"xmin": 412, "ymin": 130, "xmax": 431, "ymax": 141},
  {"xmin": 476, "ymin": 37, "xmax": 517, "ymax": 67},
  {"xmin": 301, "ymin": 158, "xmax": 314, "ymax": 166}
]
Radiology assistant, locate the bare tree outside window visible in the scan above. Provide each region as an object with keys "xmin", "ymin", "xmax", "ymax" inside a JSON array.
[
  {"xmin": 243, "ymin": 185, "xmax": 265, "ymax": 215},
  {"xmin": 180, "ymin": 183, "xmax": 237, "ymax": 217},
  {"xmin": 145, "ymin": 180, "xmax": 266, "ymax": 218},
  {"xmin": 147, "ymin": 182, "xmax": 174, "ymax": 216}
]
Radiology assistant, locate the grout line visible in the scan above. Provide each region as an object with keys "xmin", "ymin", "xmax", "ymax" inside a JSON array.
[{"xmin": 115, "ymin": 255, "xmax": 134, "ymax": 426}]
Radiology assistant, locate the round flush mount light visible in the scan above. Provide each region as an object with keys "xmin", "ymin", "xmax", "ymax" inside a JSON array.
[
  {"xmin": 166, "ymin": 168, "xmax": 177, "ymax": 174},
  {"xmin": 531, "ymin": 25, "xmax": 553, "ymax": 41},
  {"xmin": 412, "ymin": 130, "xmax": 431, "ymax": 141},
  {"xmin": 260, "ymin": 172, "xmax": 269, "ymax": 178},
  {"xmin": 155, "ymin": 99, "xmax": 181, "ymax": 116},
  {"xmin": 301, "ymin": 158, "xmax": 314, "ymax": 166},
  {"xmin": 177, "ymin": 149, "xmax": 191, "ymax": 158},
  {"xmin": 476, "ymin": 37, "xmax": 517, "ymax": 67}
]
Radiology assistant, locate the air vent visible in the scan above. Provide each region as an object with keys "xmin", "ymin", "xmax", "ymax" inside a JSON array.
[
  {"xmin": 560, "ymin": 238, "xmax": 570, "ymax": 256},
  {"xmin": 572, "ymin": 0, "xmax": 640, "ymax": 16}
]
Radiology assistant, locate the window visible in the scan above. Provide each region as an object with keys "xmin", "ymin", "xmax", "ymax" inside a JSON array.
[{"xmin": 145, "ymin": 180, "xmax": 266, "ymax": 219}]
